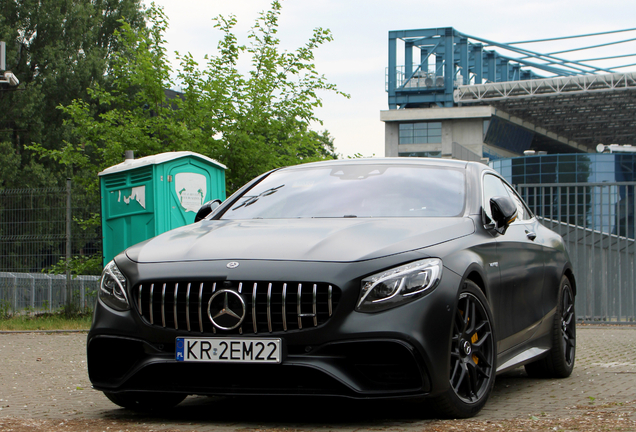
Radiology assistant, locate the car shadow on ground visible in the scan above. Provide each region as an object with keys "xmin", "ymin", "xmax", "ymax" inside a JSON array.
[
  {"xmin": 102, "ymin": 395, "xmax": 434, "ymax": 425},
  {"xmin": 98, "ymin": 367, "xmax": 549, "ymax": 426}
]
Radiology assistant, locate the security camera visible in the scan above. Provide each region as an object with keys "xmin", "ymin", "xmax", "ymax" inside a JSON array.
[{"xmin": 4, "ymin": 71, "xmax": 19, "ymax": 86}]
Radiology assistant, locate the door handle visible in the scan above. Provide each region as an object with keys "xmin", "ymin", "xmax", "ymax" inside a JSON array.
[{"xmin": 525, "ymin": 230, "xmax": 537, "ymax": 241}]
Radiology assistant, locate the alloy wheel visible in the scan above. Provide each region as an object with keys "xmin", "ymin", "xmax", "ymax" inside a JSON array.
[
  {"xmin": 561, "ymin": 285, "xmax": 575, "ymax": 366},
  {"xmin": 450, "ymin": 291, "xmax": 495, "ymax": 404}
]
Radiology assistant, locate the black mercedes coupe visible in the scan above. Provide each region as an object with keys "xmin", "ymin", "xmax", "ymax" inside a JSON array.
[{"xmin": 88, "ymin": 158, "xmax": 576, "ymax": 418}]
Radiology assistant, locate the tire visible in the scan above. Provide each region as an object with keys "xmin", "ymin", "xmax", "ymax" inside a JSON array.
[
  {"xmin": 525, "ymin": 275, "xmax": 576, "ymax": 378},
  {"xmin": 103, "ymin": 391, "xmax": 187, "ymax": 411},
  {"xmin": 432, "ymin": 280, "xmax": 496, "ymax": 418}
]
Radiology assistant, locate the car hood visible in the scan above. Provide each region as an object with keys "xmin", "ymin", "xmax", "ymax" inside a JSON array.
[{"xmin": 126, "ymin": 218, "xmax": 475, "ymax": 264}]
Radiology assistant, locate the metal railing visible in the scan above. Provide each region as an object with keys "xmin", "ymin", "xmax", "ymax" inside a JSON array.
[
  {"xmin": 517, "ymin": 182, "xmax": 635, "ymax": 323},
  {"xmin": 385, "ymin": 65, "xmax": 445, "ymax": 91},
  {"xmin": 0, "ymin": 272, "xmax": 99, "ymax": 314}
]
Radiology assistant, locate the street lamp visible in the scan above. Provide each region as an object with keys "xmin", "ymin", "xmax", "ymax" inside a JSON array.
[
  {"xmin": 2, "ymin": 71, "xmax": 19, "ymax": 86},
  {"xmin": 0, "ymin": 41, "xmax": 19, "ymax": 87}
]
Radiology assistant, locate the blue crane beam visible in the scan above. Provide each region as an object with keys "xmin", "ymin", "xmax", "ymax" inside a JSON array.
[
  {"xmin": 506, "ymin": 28, "xmax": 636, "ymax": 45},
  {"xmin": 387, "ymin": 27, "xmax": 633, "ymax": 109}
]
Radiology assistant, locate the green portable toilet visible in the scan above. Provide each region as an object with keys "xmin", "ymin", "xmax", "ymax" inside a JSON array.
[{"xmin": 99, "ymin": 151, "xmax": 227, "ymax": 266}]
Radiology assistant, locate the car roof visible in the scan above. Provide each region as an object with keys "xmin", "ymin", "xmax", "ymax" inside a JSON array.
[
  {"xmin": 278, "ymin": 157, "xmax": 477, "ymax": 171},
  {"xmin": 278, "ymin": 158, "xmax": 499, "ymax": 183}
]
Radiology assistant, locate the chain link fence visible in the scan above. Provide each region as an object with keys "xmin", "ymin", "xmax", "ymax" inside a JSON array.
[{"xmin": 0, "ymin": 184, "xmax": 101, "ymax": 314}]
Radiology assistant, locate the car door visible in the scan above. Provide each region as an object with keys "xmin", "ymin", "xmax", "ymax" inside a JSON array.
[{"xmin": 482, "ymin": 174, "xmax": 545, "ymax": 353}]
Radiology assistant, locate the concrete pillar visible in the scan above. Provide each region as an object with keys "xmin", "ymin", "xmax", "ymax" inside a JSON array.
[
  {"xmin": 385, "ymin": 122, "xmax": 399, "ymax": 157},
  {"xmin": 442, "ymin": 122, "xmax": 453, "ymax": 158}
]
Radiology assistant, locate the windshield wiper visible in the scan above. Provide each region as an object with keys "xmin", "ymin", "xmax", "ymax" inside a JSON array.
[{"xmin": 232, "ymin": 185, "xmax": 285, "ymax": 211}]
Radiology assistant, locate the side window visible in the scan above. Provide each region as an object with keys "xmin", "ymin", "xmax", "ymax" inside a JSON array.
[
  {"xmin": 482, "ymin": 174, "xmax": 510, "ymax": 221},
  {"xmin": 502, "ymin": 183, "xmax": 531, "ymax": 222}
]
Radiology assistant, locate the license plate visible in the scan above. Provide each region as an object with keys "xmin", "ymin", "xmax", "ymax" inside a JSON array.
[{"xmin": 176, "ymin": 337, "xmax": 281, "ymax": 363}]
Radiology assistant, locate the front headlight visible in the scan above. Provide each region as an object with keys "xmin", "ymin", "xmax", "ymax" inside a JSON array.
[
  {"xmin": 99, "ymin": 260, "xmax": 130, "ymax": 311},
  {"xmin": 356, "ymin": 258, "xmax": 442, "ymax": 313}
]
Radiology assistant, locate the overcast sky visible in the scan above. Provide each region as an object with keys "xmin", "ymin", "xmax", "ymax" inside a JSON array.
[{"xmin": 146, "ymin": 0, "xmax": 636, "ymax": 158}]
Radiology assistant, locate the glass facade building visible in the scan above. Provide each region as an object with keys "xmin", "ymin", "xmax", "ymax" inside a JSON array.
[
  {"xmin": 491, "ymin": 153, "xmax": 636, "ymax": 185},
  {"xmin": 397, "ymin": 121, "xmax": 443, "ymax": 158},
  {"xmin": 398, "ymin": 122, "xmax": 442, "ymax": 145},
  {"xmin": 491, "ymin": 154, "xmax": 636, "ymax": 239}
]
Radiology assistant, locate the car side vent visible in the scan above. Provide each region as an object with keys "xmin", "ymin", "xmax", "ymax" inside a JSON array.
[{"xmin": 133, "ymin": 281, "xmax": 340, "ymax": 335}]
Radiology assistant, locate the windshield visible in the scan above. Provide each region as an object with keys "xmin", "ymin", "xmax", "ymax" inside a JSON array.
[{"xmin": 221, "ymin": 164, "xmax": 466, "ymax": 219}]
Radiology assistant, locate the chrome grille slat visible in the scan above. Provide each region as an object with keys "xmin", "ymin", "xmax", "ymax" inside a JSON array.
[
  {"xmin": 149, "ymin": 284, "xmax": 154, "ymax": 324},
  {"xmin": 297, "ymin": 283, "xmax": 303, "ymax": 330},
  {"xmin": 297, "ymin": 283, "xmax": 318, "ymax": 328},
  {"xmin": 161, "ymin": 283, "xmax": 166, "ymax": 327},
  {"xmin": 138, "ymin": 285, "xmax": 143, "ymax": 315},
  {"xmin": 238, "ymin": 283, "xmax": 243, "ymax": 334},
  {"xmin": 173, "ymin": 283, "xmax": 179, "ymax": 330},
  {"xmin": 267, "ymin": 282, "xmax": 273, "ymax": 333},
  {"xmin": 312, "ymin": 284, "xmax": 318, "ymax": 327},
  {"xmin": 185, "ymin": 283, "xmax": 191, "ymax": 331},
  {"xmin": 252, "ymin": 283, "xmax": 258, "ymax": 334},
  {"xmin": 282, "ymin": 283, "xmax": 287, "ymax": 331},
  {"xmin": 198, "ymin": 283, "xmax": 204, "ymax": 333},
  {"xmin": 211, "ymin": 282, "xmax": 217, "ymax": 334},
  {"xmin": 135, "ymin": 280, "xmax": 339, "ymax": 335}
]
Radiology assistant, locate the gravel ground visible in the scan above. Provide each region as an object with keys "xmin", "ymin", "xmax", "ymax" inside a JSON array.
[{"xmin": 1, "ymin": 325, "xmax": 635, "ymax": 431}]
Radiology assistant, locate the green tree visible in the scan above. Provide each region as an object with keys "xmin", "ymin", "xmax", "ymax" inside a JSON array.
[
  {"xmin": 201, "ymin": 2, "xmax": 344, "ymax": 190},
  {"xmin": 32, "ymin": 0, "xmax": 346, "ymax": 195},
  {"xmin": 0, "ymin": 0, "xmax": 145, "ymax": 188},
  {"xmin": 0, "ymin": 0, "xmax": 146, "ymax": 282}
]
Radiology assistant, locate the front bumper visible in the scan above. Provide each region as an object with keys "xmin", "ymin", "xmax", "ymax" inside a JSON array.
[
  {"xmin": 89, "ymin": 335, "xmax": 428, "ymax": 397},
  {"xmin": 88, "ymin": 256, "xmax": 461, "ymax": 399}
]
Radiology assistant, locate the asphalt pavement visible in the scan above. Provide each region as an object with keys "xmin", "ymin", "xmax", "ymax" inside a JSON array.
[{"xmin": 1, "ymin": 325, "xmax": 635, "ymax": 431}]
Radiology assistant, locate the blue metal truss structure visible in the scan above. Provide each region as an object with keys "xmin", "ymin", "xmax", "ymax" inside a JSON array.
[{"xmin": 387, "ymin": 27, "xmax": 635, "ymax": 109}]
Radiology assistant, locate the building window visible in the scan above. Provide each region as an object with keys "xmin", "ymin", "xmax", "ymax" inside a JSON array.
[
  {"xmin": 399, "ymin": 122, "xmax": 442, "ymax": 144},
  {"xmin": 398, "ymin": 151, "xmax": 442, "ymax": 158}
]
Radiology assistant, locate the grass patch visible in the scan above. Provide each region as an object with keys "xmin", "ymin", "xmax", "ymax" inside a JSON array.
[{"xmin": 0, "ymin": 311, "xmax": 92, "ymax": 331}]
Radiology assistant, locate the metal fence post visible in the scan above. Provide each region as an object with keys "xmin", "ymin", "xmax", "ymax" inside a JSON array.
[
  {"xmin": 66, "ymin": 178, "xmax": 72, "ymax": 311},
  {"xmin": 48, "ymin": 274, "xmax": 52, "ymax": 312},
  {"xmin": 30, "ymin": 274, "xmax": 35, "ymax": 310},
  {"xmin": 12, "ymin": 273, "xmax": 17, "ymax": 313},
  {"xmin": 80, "ymin": 277, "xmax": 85, "ymax": 312}
]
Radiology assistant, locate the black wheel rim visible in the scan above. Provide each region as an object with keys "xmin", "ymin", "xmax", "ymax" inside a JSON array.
[
  {"xmin": 449, "ymin": 292, "xmax": 494, "ymax": 404},
  {"xmin": 561, "ymin": 285, "xmax": 576, "ymax": 366}
]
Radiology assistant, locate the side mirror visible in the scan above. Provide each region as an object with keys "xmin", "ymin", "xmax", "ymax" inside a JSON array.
[
  {"xmin": 489, "ymin": 196, "xmax": 517, "ymax": 235},
  {"xmin": 194, "ymin": 199, "xmax": 222, "ymax": 222}
]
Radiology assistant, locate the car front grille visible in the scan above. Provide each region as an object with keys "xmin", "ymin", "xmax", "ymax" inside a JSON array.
[{"xmin": 133, "ymin": 281, "xmax": 340, "ymax": 335}]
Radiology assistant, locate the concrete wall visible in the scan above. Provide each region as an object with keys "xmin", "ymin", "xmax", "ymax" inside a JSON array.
[
  {"xmin": 442, "ymin": 119, "xmax": 484, "ymax": 157},
  {"xmin": 451, "ymin": 142, "xmax": 483, "ymax": 162},
  {"xmin": 383, "ymin": 114, "xmax": 487, "ymax": 159},
  {"xmin": 381, "ymin": 107, "xmax": 493, "ymax": 159}
]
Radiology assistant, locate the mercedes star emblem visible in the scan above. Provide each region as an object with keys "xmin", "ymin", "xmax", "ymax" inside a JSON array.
[
  {"xmin": 207, "ymin": 289, "xmax": 246, "ymax": 330},
  {"xmin": 463, "ymin": 340, "xmax": 472, "ymax": 356}
]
